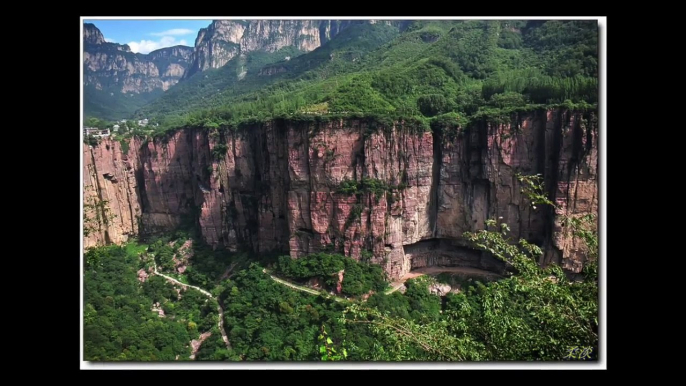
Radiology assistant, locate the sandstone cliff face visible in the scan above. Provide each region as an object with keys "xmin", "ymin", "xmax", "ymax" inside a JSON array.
[
  {"xmin": 83, "ymin": 23, "xmax": 193, "ymax": 94},
  {"xmin": 83, "ymin": 109, "xmax": 598, "ymax": 279},
  {"xmin": 83, "ymin": 140, "xmax": 142, "ymax": 248}
]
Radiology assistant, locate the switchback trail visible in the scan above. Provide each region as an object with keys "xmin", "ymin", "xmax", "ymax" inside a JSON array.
[{"xmin": 151, "ymin": 259, "xmax": 231, "ymax": 351}]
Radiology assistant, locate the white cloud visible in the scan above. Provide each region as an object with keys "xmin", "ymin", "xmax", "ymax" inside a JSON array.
[
  {"xmin": 150, "ymin": 28, "xmax": 195, "ymax": 37},
  {"xmin": 105, "ymin": 38, "xmax": 115, "ymax": 43},
  {"xmin": 127, "ymin": 36, "xmax": 188, "ymax": 54}
]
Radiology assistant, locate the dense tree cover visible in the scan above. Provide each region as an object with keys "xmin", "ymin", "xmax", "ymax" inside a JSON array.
[
  {"xmin": 211, "ymin": 264, "xmax": 344, "ymax": 360},
  {"xmin": 85, "ymin": 173, "xmax": 598, "ymax": 362},
  {"xmin": 85, "ymin": 231, "xmax": 597, "ymax": 361},
  {"xmin": 124, "ymin": 20, "xmax": 596, "ymax": 135},
  {"xmin": 335, "ymin": 218, "xmax": 598, "ymax": 361},
  {"xmin": 275, "ymin": 253, "xmax": 387, "ymax": 296},
  {"xmin": 83, "ymin": 243, "xmax": 218, "ymax": 361},
  {"xmin": 365, "ymin": 276, "xmax": 443, "ymax": 323},
  {"xmin": 145, "ymin": 232, "xmax": 248, "ymax": 289},
  {"xmin": 208, "ymin": 263, "xmax": 450, "ymax": 361},
  {"xmin": 84, "ymin": 85, "xmax": 163, "ymax": 121}
]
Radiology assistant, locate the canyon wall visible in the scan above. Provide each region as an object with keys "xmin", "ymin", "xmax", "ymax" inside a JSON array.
[{"xmin": 83, "ymin": 109, "xmax": 598, "ymax": 279}]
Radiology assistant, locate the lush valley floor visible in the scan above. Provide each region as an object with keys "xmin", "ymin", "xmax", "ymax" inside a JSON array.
[{"xmin": 84, "ymin": 218, "xmax": 598, "ymax": 361}]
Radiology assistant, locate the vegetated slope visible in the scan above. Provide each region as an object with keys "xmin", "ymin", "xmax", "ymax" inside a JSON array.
[
  {"xmin": 136, "ymin": 22, "xmax": 403, "ymax": 121},
  {"xmin": 84, "ymin": 86, "xmax": 164, "ymax": 122},
  {"xmin": 83, "ymin": 243, "xmax": 219, "ymax": 361},
  {"xmin": 134, "ymin": 20, "xmax": 597, "ymax": 131},
  {"xmin": 84, "ymin": 217, "xmax": 599, "ymax": 361}
]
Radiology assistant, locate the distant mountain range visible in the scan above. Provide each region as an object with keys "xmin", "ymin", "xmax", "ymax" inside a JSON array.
[{"xmin": 83, "ymin": 20, "xmax": 405, "ymax": 120}]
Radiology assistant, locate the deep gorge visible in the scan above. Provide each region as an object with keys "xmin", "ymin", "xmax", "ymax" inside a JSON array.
[{"xmin": 83, "ymin": 108, "xmax": 597, "ymax": 279}]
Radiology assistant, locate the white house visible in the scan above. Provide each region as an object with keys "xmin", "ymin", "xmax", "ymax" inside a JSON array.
[{"xmin": 84, "ymin": 127, "xmax": 111, "ymax": 138}]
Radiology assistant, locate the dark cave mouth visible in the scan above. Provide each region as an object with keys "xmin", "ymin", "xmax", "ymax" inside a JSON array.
[{"xmin": 403, "ymin": 238, "xmax": 507, "ymax": 275}]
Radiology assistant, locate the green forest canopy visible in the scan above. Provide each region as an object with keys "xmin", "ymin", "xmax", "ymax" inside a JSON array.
[
  {"xmin": 120, "ymin": 20, "xmax": 597, "ymax": 135},
  {"xmin": 84, "ymin": 212, "xmax": 598, "ymax": 361}
]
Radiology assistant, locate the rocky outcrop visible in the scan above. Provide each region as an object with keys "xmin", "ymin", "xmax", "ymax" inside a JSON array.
[
  {"xmin": 428, "ymin": 283, "xmax": 452, "ymax": 296},
  {"xmin": 83, "ymin": 109, "xmax": 598, "ymax": 279},
  {"xmin": 84, "ymin": 23, "xmax": 106, "ymax": 45},
  {"xmin": 83, "ymin": 23, "xmax": 193, "ymax": 94},
  {"xmin": 189, "ymin": 332, "xmax": 212, "ymax": 360},
  {"xmin": 182, "ymin": 20, "xmax": 400, "ymax": 79}
]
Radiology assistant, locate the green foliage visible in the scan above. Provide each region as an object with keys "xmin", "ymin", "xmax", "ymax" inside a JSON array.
[
  {"xmin": 327, "ymin": 76, "xmax": 396, "ymax": 114},
  {"xmin": 217, "ymin": 264, "xmax": 347, "ymax": 360},
  {"xmin": 119, "ymin": 138, "xmax": 130, "ymax": 154},
  {"xmin": 458, "ymin": 219, "xmax": 598, "ymax": 360},
  {"xmin": 337, "ymin": 177, "xmax": 398, "ymax": 200},
  {"xmin": 319, "ymin": 325, "xmax": 347, "ymax": 361},
  {"xmin": 516, "ymin": 173, "xmax": 555, "ymax": 209},
  {"xmin": 564, "ymin": 214, "xmax": 598, "ymax": 260},
  {"xmin": 275, "ymin": 253, "xmax": 387, "ymax": 297},
  {"xmin": 337, "ymin": 178, "xmax": 359, "ymax": 195},
  {"xmin": 211, "ymin": 144, "xmax": 228, "ymax": 160},
  {"xmin": 84, "ymin": 135, "xmax": 100, "ymax": 147},
  {"xmin": 145, "ymin": 233, "xmax": 246, "ymax": 289},
  {"xmin": 346, "ymin": 204, "xmax": 364, "ymax": 228},
  {"xmin": 361, "ymin": 177, "xmax": 388, "ymax": 200},
  {"xmin": 84, "ymin": 20, "xmax": 599, "ymax": 362},
  {"xmin": 417, "ymin": 94, "xmax": 452, "ymax": 117},
  {"xmin": 334, "ymin": 173, "xmax": 598, "ymax": 361},
  {"xmin": 522, "ymin": 20, "xmax": 598, "ymax": 78},
  {"xmin": 116, "ymin": 20, "xmax": 596, "ymax": 137},
  {"xmin": 482, "ymin": 70, "xmax": 598, "ymax": 104},
  {"xmin": 360, "ymin": 249, "xmax": 373, "ymax": 262},
  {"xmin": 343, "ymin": 303, "xmax": 474, "ymax": 361},
  {"xmin": 84, "ymin": 85, "xmax": 163, "ymax": 121},
  {"xmin": 404, "ymin": 277, "xmax": 443, "ymax": 322},
  {"xmin": 83, "ymin": 243, "xmax": 217, "ymax": 361}
]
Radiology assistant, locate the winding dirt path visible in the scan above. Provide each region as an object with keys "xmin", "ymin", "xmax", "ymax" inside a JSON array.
[
  {"xmin": 262, "ymin": 266, "xmax": 501, "ymax": 298},
  {"xmin": 262, "ymin": 269, "xmax": 345, "ymax": 302},
  {"xmin": 151, "ymin": 259, "xmax": 231, "ymax": 351}
]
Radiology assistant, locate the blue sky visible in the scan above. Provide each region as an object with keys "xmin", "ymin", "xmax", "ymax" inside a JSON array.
[{"xmin": 83, "ymin": 19, "xmax": 213, "ymax": 54}]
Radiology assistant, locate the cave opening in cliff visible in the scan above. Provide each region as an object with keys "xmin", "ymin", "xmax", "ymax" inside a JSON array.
[{"xmin": 403, "ymin": 238, "xmax": 507, "ymax": 275}]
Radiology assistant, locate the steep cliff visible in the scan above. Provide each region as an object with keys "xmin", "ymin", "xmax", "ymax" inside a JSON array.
[
  {"xmin": 84, "ymin": 23, "xmax": 106, "ymax": 45},
  {"xmin": 181, "ymin": 20, "xmax": 405, "ymax": 80},
  {"xmin": 83, "ymin": 109, "xmax": 598, "ymax": 279},
  {"xmin": 83, "ymin": 23, "xmax": 193, "ymax": 119}
]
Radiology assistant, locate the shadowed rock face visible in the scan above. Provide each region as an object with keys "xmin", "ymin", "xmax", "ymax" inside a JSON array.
[
  {"xmin": 404, "ymin": 239, "xmax": 506, "ymax": 274},
  {"xmin": 83, "ymin": 109, "xmax": 598, "ymax": 279}
]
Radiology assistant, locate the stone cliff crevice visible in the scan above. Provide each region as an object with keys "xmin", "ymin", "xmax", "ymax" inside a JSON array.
[{"xmin": 83, "ymin": 108, "xmax": 598, "ymax": 279}]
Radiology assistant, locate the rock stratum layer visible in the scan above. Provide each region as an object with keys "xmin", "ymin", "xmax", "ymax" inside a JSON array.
[{"xmin": 83, "ymin": 109, "xmax": 598, "ymax": 279}]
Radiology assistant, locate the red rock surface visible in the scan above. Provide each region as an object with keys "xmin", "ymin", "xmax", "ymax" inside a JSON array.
[
  {"xmin": 336, "ymin": 269, "xmax": 345, "ymax": 294},
  {"xmin": 83, "ymin": 110, "xmax": 598, "ymax": 279}
]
